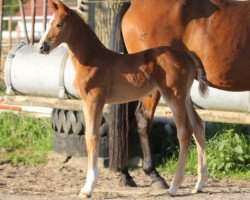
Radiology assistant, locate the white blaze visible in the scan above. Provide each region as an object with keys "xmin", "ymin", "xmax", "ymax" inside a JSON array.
[{"xmin": 38, "ymin": 14, "xmax": 55, "ymax": 49}]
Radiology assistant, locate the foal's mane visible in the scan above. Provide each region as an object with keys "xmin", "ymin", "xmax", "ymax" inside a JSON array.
[
  {"xmin": 67, "ymin": 8, "xmax": 106, "ymax": 49},
  {"xmin": 70, "ymin": 9, "xmax": 85, "ymax": 22}
]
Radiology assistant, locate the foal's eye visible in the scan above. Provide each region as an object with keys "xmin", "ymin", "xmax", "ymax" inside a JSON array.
[{"xmin": 57, "ymin": 23, "xmax": 64, "ymax": 28}]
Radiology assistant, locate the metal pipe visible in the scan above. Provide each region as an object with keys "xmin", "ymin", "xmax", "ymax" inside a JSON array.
[{"xmin": 4, "ymin": 45, "xmax": 250, "ymax": 113}]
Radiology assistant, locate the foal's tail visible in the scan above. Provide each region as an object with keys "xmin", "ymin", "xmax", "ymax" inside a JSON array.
[{"xmin": 187, "ymin": 51, "xmax": 209, "ymax": 97}]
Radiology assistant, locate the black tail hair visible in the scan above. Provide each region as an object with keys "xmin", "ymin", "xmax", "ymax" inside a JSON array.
[
  {"xmin": 108, "ymin": 2, "xmax": 131, "ymax": 53},
  {"xmin": 108, "ymin": 2, "xmax": 131, "ymax": 171}
]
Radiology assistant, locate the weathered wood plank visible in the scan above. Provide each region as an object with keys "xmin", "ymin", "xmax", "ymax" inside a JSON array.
[
  {"xmin": 155, "ymin": 106, "xmax": 250, "ymax": 125},
  {"xmin": 1, "ymin": 95, "xmax": 249, "ymax": 124},
  {"xmin": 1, "ymin": 95, "xmax": 84, "ymax": 111}
]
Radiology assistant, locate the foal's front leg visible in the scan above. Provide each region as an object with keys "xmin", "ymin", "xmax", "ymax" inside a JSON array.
[{"xmin": 79, "ymin": 100, "xmax": 104, "ymax": 198}]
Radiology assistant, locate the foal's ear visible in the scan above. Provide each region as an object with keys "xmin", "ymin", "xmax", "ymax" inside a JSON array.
[
  {"xmin": 49, "ymin": 0, "xmax": 69, "ymax": 12},
  {"xmin": 49, "ymin": 0, "xmax": 58, "ymax": 11},
  {"xmin": 57, "ymin": 0, "xmax": 69, "ymax": 11}
]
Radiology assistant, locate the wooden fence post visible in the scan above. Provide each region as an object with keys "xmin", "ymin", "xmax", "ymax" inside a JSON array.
[
  {"xmin": 43, "ymin": 0, "xmax": 48, "ymax": 33},
  {"xmin": 8, "ymin": 16, "xmax": 12, "ymax": 51},
  {"xmin": 88, "ymin": 0, "xmax": 95, "ymax": 30},
  {"xmin": 30, "ymin": 0, "xmax": 36, "ymax": 44},
  {"xmin": 0, "ymin": 0, "xmax": 4, "ymax": 68},
  {"xmin": 18, "ymin": 0, "xmax": 29, "ymax": 44}
]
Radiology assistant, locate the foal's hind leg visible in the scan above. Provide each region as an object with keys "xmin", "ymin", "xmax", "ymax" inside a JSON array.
[
  {"xmin": 163, "ymin": 98, "xmax": 193, "ymax": 196},
  {"xmin": 79, "ymin": 101, "xmax": 104, "ymax": 198},
  {"xmin": 186, "ymin": 98, "xmax": 208, "ymax": 193},
  {"xmin": 135, "ymin": 91, "xmax": 169, "ymax": 189}
]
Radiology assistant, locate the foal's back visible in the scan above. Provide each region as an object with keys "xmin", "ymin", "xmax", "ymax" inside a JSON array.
[{"xmin": 105, "ymin": 47, "xmax": 195, "ymax": 104}]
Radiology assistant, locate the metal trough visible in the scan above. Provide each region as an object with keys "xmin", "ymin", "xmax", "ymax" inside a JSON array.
[
  {"xmin": 4, "ymin": 44, "xmax": 78, "ymax": 99},
  {"xmin": 4, "ymin": 44, "xmax": 250, "ymax": 113},
  {"xmin": 191, "ymin": 81, "xmax": 250, "ymax": 112}
]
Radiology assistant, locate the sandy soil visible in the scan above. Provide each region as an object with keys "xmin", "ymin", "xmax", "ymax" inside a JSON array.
[{"xmin": 0, "ymin": 154, "xmax": 249, "ymax": 200}]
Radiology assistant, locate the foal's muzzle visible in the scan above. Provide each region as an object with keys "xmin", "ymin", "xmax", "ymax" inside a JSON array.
[{"xmin": 39, "ymin": 41, "xmax": 51, "ymax": 54}]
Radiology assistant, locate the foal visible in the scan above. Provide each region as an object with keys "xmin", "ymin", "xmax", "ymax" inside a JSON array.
[{"xmin": 38, "ymin": 0, "xmax": 208, "ymax": 197}]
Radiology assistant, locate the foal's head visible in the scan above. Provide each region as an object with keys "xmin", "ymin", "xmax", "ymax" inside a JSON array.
[{"xmin": 38, "ymin": 0, "xmax": 72, "ymax": 54}]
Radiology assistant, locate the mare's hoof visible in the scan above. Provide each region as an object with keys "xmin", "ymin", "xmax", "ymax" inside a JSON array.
[
  {"xmin": 151, "ymin": 179, "xmax": 169, "ymax": 189},
  {"xmin": 119, "ymin": 177, "xmax": 137, "ymax": 187},
  {"xmin": 126, "ymin": 178, "xmax": 137, "ymax": 187}
]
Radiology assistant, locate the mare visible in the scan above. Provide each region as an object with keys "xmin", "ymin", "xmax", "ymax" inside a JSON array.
[
  {"xmin": 38, "ymin": 0, "xmax": 208, "ymax": 197},
  {"xmin": 109, "ymin": 0, "xmax": 250, "ymax": 193}
]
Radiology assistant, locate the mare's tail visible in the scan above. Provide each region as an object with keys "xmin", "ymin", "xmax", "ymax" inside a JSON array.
[
  {"xmin": 187, "ymin": 51, "xmax": 209, "ymax": 97},
  {"xmin": 108, "ymin": 2, "xmax": 131, "ymax": 52},
  {"xmin": 108, "ymin": 2, "xmax": 131, "ymax": 171}
]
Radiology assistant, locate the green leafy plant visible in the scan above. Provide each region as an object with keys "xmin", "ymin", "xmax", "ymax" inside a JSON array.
[
  {"xmin": 157, "ymin": 123, "xmax": 250, "ymax": 179},
  {"xmin": 207, "ymin": 129, "xmax": 250, "ymax": 175}
]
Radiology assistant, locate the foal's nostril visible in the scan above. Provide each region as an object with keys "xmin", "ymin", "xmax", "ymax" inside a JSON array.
[
  {"xmin": 40, "ymin": 42, "xmax": 51, "ymax": 53},
  {"xmin": 39, "ymin": 45, "xmax": 44, "ymax": 51}
]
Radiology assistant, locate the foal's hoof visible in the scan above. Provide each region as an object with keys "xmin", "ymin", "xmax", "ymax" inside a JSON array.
[
  {"xmin": 79, "ymin": 192, "xmax": 91, "ymax": 199},
  {"xmin": 167, "ymin": 189, "xmax": 176, "ymax": 197},
  {"xmin": 191, "ymin": 187, "xmax": 203, "ymax": 194},
  {"xmin": 167, "ymin": 186, "xmax": 179, "ymax": 197},
  {"xmin": 119, "ymin": 177, "xmax": 137, "ymax": 187},
  {"xmin": 79, "ymin": 186, "xmax": 93, "ymax": 199},
  {"xmin": 151, "ymin": 179, "xmax": 169, "ymax": 189}
]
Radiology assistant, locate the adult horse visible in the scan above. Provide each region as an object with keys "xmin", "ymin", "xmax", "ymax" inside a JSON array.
[
  {"xmin": 109, "ymin": 0, "xmax": 250, "ymax": 193},
  {"xmin": 38, "ymin": 0, "xmax": 208, "ymax": 197}
]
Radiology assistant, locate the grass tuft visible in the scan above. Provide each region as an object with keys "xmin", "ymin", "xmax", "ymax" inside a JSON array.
[
  {"xmin": 0, "ymin": 80, "xmax": 6, "ymax": 96},
  {"xmin": 0, "ymin": 112, "xmax": 53, "ymax": 165}
]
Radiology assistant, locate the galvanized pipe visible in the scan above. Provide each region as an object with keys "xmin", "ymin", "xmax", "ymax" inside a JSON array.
[{"xmin": 4, "ymin": 44, "xmax": 250, "ymax": 113}]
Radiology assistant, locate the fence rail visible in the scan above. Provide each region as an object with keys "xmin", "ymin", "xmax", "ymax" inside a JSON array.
[{"xmin": 1, "ymin": 95, "xmax": 250, "ymax": 124}]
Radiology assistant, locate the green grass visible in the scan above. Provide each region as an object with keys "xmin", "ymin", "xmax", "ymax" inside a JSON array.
[
  {"xmin": 0, "ymin": 109, "xmax": 249, "ymax": 182},
  {"xmin": 0, "ymin": 80, "xmax": 6, "ymax": 96},
  {"xmin": 157, "ymin": 123, "xmax": 250, "ymax": 180},
  {"xmin": 0, "ymin": 112, "xmax": 53, "ymax": 165}
]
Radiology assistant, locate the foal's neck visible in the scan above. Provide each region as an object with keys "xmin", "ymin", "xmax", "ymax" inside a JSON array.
[{"xmin": 67, "ymin": 10, "xmax": 107, "ymax": 66}]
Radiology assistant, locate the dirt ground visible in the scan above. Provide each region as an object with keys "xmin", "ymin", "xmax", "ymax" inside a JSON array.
[{"xmin": 0, "ymin": 153, "xmax": 249, "ymax": 200}]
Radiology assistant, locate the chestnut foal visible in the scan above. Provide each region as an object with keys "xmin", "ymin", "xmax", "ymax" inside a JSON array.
[{"xmin": 38, "ymin": 0, "xmax": 208, "ymax": 197}]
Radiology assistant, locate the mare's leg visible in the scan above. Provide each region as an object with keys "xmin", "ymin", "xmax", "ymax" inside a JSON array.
[
  {"xmin": 79, "ymin": 101, "xmax": 104, "ymax": 198},
  {"xmin": 186, "ymin": 98, "xmax": 208, "ymax": 193},
  {"xmin": 118, "ymin": 102, "xmax": 138, "ymax": 187},
  {"xmin": 119, "ymin": 168, "xmax": 136, "ymax": 187},
  {"xmin": 161, "ymin": 96, "xmax": 193, "ymax": 196},
  {"xmin": 135, "ymin": 91, "xmax": 169, "ymax": 189}
]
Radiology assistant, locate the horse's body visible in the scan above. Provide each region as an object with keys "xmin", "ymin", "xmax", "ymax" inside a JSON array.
[
  {"xmin": 110, "ymin": 0, "xmax": 250, "ymax": 191},
  {"xmin": 39, "ymin": 0, "xmax": 208, "ymax": 197},
  {"xmin": 73, "ymin": 46, "xmax": 199, "ymax": 105},
  {"xmin": 122, "ymin": 0, "xmax": 250, "ymax": 91}
]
